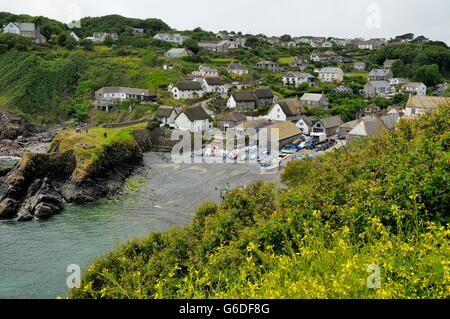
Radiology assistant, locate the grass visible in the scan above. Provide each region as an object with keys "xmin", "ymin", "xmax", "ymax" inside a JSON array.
[
  {"xmin": 278, "ymin": 56, "xmax": 294, "ymax": 65},
  {"xmin": 52, "ymin": 123, "xmax": 145, "ymax": 181}
]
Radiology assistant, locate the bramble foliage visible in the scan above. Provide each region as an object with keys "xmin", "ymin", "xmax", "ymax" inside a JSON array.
[
  {"xmin": 0, "ymin": 50, "xmax": 86, "ymax": 118},
  {"xmin": 69, "ymin": 105, "xmax": 450, "ymax": 299}
]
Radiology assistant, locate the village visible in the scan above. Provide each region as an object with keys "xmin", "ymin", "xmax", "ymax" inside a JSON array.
[{"xmin": 2, "ymin": 21, "xmax": 450, "ymax": 174}]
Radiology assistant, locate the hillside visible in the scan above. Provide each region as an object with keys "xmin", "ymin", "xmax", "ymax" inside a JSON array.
[
  {"xmin": 1, "ymin": 12, "xmax": 450, "ymax": 127},
  {"xmin": 69, "ymin": 105, "xmax": 450, "ymax": 299}
]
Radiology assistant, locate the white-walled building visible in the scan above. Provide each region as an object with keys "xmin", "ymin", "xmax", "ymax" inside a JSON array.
[
  {"xmin": 171, "ymin": 81, "xmax": 205, "ymax": 100},
  {"xmin": 318, "ymin": 67, "xmax": 344, "ymax": 83},
  {"xmin": 174, "ymin": 105, "xmax": 212, "ymax": 132}
]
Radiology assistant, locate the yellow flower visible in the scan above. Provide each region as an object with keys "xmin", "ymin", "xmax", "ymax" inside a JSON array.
[{"xmin": 100, "ymin": 287, "xmax": 108, "ymax": 298}]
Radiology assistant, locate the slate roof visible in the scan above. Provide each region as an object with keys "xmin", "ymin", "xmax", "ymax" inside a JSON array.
[
  {"xmin": 254, "ymin": 88, "xmax": 274, "ymax": 99},
  {"xmin": 217, "ymin": 112, "xmax": 246, "ymax": 123},
  {"xmin": 13, "ymin": 22, "xmax": 36, "ymax": 32},
  {"xmin": 174, "ymin": 81, "xmax": 203, "ymax": 91},
  {"xmin": 227, "ymin": 62, "xmax": 247, "ymax": 70},
  {"xmin": 181, "ymin": 105, "xmax": 211, "ymax": 121},
  {"xmin": 319, "ymin": 67, "xmax": 343, "ymax": 74},
  {"xmin": 96, "ymin": 87, "xmax": 151, "ymax": 96},
  {"xmin": 318, "ymin": 115, "xmax": 344, "ymax": 129},
  {"xmin": 155, "ymin": 106, "xmax": 177, "ymax": 118},
  {"xmin": 273, "ymin": 98, "xmax": 305, "ymax": 116},
  {"xmin": 232, "ymin": 91, "xmax": 257, "ymax": 102},
  {"xmin": 300, "ymin": 93, "xmax": 326, "ymax": 102},
  {"xmin": 204, "ymin": 77, "xmax": 224, "ymax": 86},
  {"xmin": 349, "ymin": 116, "xmax": 387, "ymax": 137},
  {"xmin": 369, "ymin": 69, "xmax": 392, "ymax": 77},
  {"xmin": 299, "ymin": 115, "xmax": 319, "ymax": 127},
  {"xmin": 406, "ymin": 96, "xmax": 450, "ymax": 110},
  {"xmin": 284, "ymin": 72, "xmax": 315, "ymax": 79},
  {"xmin": 266, "ymin": 121, "xmax": 303, "ymax": 141}
]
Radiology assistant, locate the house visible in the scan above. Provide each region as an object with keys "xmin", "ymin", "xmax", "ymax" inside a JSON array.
[
  {"xmin": 174, "ymin": 105, "xmax": 212, "ymax": 133},
  {"xmin": 69, "ymin": 31, "xmax": 80, "ymax": 42},
  {"xmin": 357, "ymin": 39, "xmax": 384, "ymax": 50},
  {"xmin": 404, "ymin": 95, "xmax": 450, "ymax": 118},
  {"xmin": 310, "ymin": 51, "xmax": 344, "ymax": 63},
  {"xmin": 95, "ymin": 87, "xmax": 157, "ymax": 102},
  {"xmin": 92, "ymin": 32, "xmax": 119, "ymax": 42},
  {"xmin": 401, "ymin": 82, "xmax": 427, "ymax": 96},
  {"xmin": 198, "ymin": 42, "xmax": 229, "ymax": 55},
  {"xmin": 368, "ymin": 69, "xmax": 393, "ymax": 81},
  {"xmin": 346, "ymin": 116, "xmax": 387, "ymax": 143},
  {"xmin": 380, "ymin": 113, "xmax": 401, "ymax": 130},
  {"xmin": 389, "ymin": 78, "xmax": 407, "ymax": 86},
  {"xmin": 216, "ymin": 112, "xmax": 247, "ymax": 131},
  {"xmin": 254, "ymin": 88, "xmax": 276, "ymax": 107},
  {"xmin": 2, "ymin": 22, "xmax": 47, "ymax": 44},
  {"xmin": 165, "ymin": 48, "xmax": 194, "ymax": 58},
  {"xmin": 310, "ymin": 116, "xmax": 344, "ymax": 139},
  {"xmin": 131, "ymin": 28, "xmax": 145, "ymax": 36},
  {"xmin": 358, "ymin": 104, "xmax": 382, "ymax": 118},
  {"xmin": 339, "ymin": 119, "xmax": 361, "ymax": 139},
  {"xmin": 256, "ymin": 61, "xmax": 279, "ymax": 72},
  {"xmin": 364, "ymin": 81, "xmax": 390, "ymax": 98},
  {"xmin": 321, "ymin": 41, "xmax": 333, "ymax": 48},
  {"xmin": 296, "ymin": 116, "xmax": 319, "ymax": 135},
  {"xmin": 267, "ymin": 98, "xmax": 305, "ymax": 122},
  {"xmin": 353, "ymin": 62, "xmax": 366, "ymax": 71},
  {"xmin": 331, "ymin": 85, "xmax": 353, "ymax": 94},
  {"xmin": 93, "ymin": 87, "xmax": 157, "ymax": 111},
  {"xmin": 201, "ymin": 77, "xmax": 228, "ymax": 94},
  {"xmin": 435, "ymin": 83, "xmax": 449, "ymax": 96},
  {"xmin": 318, "ymin": 67, "xmax": 344, "ymax": 83},
  {"xmin": 227, "ymin": 91, "xmax": 257, "ymax": 110},
  {"xmin": 171, "ymin": 81, "xmax": 205, "ymax": 100},
  {"xmin": 383, "ymin": 59, "xmax": 399, "ymax": 69},
  {"xmin": 290, "ymin": 57, "xmax": 308, "ymax": 70},
  {"xmin": 266, "ymin": 121, "xmax": 303, "ymax": 150},
  {"xmin": 154, "ymin": 33, "xmax": 189, "ymax": 45},
  {"xmin": 282, "ymin": 41, "xmax": 297, "ymax": 48},
  {"xmin": 155, "ymin": 106, "xmax": 179, "ymax": 126},
  {"xmin": 192, "ymin": 65, "xmax": 219, "ymax": 78},
  {"xmin": 282, "ymin": 72, "xmax": 315, "ymax": 88},
  {"xmin": 227, "ymin": 62, "xmax": 249, "ymax": 76},
  {"xmin": 299, "ymin": 93, "xmax": 329, "ymax": 110}
]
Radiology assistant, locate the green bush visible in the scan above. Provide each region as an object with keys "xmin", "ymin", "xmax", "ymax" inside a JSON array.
[{"xmin": 69, "ymin": 105, "xmax": 450, "ymax": 299}]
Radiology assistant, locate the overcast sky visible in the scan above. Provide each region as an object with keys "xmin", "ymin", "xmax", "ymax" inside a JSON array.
[{"xmin": 1, "ymin": 0, "xmax": 449, "ymax": 43}]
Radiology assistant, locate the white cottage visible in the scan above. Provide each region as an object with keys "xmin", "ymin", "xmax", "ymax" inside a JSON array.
[
  {"xmin": 171, "ymin": 81, "xmax": 205, "ymax": 100},
  {"xmin": 174, "ymin": 105, "xmax": 212, "ymax": 133}
]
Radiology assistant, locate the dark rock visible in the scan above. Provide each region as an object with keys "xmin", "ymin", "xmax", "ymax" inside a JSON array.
[
  {"xmin": 0, "ymin": 112, "xmax": 42, "ymax": 140},
  {"xmin": 0, "ymin": 198, "xmax": 19, "ymax": 219}
]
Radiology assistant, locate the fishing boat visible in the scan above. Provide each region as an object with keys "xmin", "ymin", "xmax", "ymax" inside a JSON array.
[{"xmin": 260, "ymin": 157, "xmax": 280, "ymax": 175}]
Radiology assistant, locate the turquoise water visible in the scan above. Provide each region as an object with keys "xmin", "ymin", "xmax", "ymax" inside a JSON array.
[{"xmin": 0, "ymin": 153, "xmax": 272, "ymax": 299}]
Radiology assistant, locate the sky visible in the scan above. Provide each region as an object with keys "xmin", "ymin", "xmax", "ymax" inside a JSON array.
[{"xmin": 1, "ymin": 0, "xmax": 449, "ymax": 43}]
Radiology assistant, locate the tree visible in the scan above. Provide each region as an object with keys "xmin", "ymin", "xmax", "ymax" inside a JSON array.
[
  {"xmin": 280, "ymin": 34, "xmax": 292, "ymax": 42},
  {"xmin": 81, "ymin": 39, "xmax": 94, "ymax": 51},
  {"xmin": 65, "ymin": 36, "xmax": 77, "ymax": 50},
  {"xmin": 391, "ymin": 60, "xmax": 408, "ymax": 78},
  {"xmin": 414, "ymin": 64, "xmax": 442, "ymax": 87},
  {"xmin": 103, "ymin": 36, "xmax": 114, "ymax": 47},
  {"xmin": 245, "ymin": 36, "xmax": 259, "ymax": 48},
  {"xmin": 183, "ymin": 39, "xmax": 200, "ymax": 54}
]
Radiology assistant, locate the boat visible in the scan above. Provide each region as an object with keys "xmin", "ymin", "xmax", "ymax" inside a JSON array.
[{"xmin": 260, "ymin": 157, "xmax": 280, "ymax": 175}]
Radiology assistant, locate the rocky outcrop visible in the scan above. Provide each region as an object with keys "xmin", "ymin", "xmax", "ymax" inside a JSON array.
[
  {"xmin": 0, "ymin": 112, "xmax": 56, "ymax": 157},
  {"xmin": 0, "ymin": 134, "xmax": 144, "ymax": 221},
  {"xmin": 0, "ymin": 151, "xmax": 75, "ymax": 220}
]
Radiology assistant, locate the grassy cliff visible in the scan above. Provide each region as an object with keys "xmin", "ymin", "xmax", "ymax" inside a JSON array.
[
  {"xmin": 69, "ymin": 106, "xmax": 450, "ymax": 299},
  {"xmin": 50, "ymin": 124, "xmax": 145, "ymax": 183}
]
